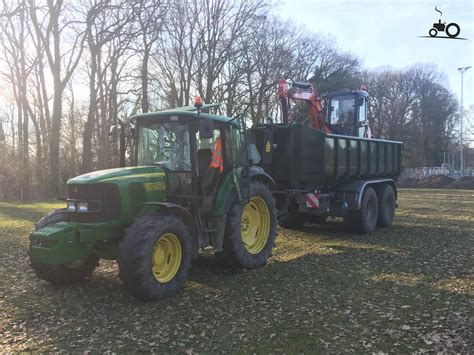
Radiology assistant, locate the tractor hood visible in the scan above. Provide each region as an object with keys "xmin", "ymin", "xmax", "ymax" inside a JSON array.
[{"xmin": 68, "ymin": 166, "xmax": 165, "ymax": 185}]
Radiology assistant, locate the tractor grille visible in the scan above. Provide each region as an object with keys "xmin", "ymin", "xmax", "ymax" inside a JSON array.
[{"xmin": 67, "ymin": 183, "xmax": 121, "ymax": 223}]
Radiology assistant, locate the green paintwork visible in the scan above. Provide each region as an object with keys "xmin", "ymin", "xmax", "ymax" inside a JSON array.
[
  {"xmin": 211, "ymin": 172, "xmax": 238, "ymax": 217},
  {"xmin": 28, "ymin": 105, "xmax": 251, "ymax": 268},
  {"xmin": 29, "ymin": 165, "xmax": 168, "ymax": 264},
  {"xmin": 29, "ymin": 222, "xmax": 93, "ymax": 265}
]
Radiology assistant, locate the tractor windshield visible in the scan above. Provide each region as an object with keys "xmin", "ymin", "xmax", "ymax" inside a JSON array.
[{"xmin": 137, "ymin": 122, "xmax": 191, "ymax": 170}]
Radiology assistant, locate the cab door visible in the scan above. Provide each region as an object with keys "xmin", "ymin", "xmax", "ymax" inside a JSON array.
[{"xmin": 224, "ymin": 122, "xmax": 250, "ymax": 204}]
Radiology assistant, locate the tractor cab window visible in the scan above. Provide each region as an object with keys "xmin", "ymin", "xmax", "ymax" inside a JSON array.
[
  {"xmin": 137, "ymin": 122, "xmax": 191, "ymax": 171},
  {"xmin": 329, "ymin": 95, "xmax": 355, "ymax": 126},
  {"xmin": 196, "ymin": 129, "xmax": 221, "ymax": 150},
  {"xmin": 227, "ymin": 125, "xmax": 246, "ymax": 165}
]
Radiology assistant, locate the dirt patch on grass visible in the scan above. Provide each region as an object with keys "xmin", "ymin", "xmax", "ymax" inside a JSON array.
[
  {"xmin": 398, "ymin": 175, "xmax": 474, "ymax": 189},
  {"xmin": 397, "ymin": 178, "xmax": 419, "ymax": 188},
  {"xmin": 446, "ymin": 176, "xmax": 474, "ymax": 189}
]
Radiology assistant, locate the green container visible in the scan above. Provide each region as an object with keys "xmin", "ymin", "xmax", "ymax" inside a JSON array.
[{"xmin": 253, "ymin": 123, "xmax": 402, "ymax": 189}]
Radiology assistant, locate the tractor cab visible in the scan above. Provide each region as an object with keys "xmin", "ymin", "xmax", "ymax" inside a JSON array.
[
  {"xmin": 132, "ymin": 106, "xmax": 250, "ymax": 215},
  {"xmin": 326, "ymin": 90, "xmax": 370, "ymax": 138}
]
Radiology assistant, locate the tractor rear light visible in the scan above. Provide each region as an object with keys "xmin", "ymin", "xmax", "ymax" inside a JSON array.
[
  {"xmin": 77, "ymin": 202, "xmax": 89, "ymax": 213},
  {"xmin": 67, "ymin": 201, "xmax": 76, "ymax": 212}
]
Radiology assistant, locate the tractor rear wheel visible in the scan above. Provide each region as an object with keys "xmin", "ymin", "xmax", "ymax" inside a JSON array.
[
  {"xmin": 376, "ymin": 184, "xmax": 396, "ymax": 227},
  {"xmin": 218, "ymin": 181, "xmax": 277, "ymax": 269},
  {"xmin": 29, "ymin": 209, "xmax": 99, "ymax": 285},
  {"xmin": 343, "ymin": 186, "xmax": 378, "ymax": 234},
  {"xmin": 118, "ymin": 215, "xmax": 192, "ymax": 300}
]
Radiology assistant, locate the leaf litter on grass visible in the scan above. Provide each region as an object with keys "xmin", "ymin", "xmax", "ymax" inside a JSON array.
[{"xmin": 0, "ymin": 190, "xmax": 473, "ymax": 352}]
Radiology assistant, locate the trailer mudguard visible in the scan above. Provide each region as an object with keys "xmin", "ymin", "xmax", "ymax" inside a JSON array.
[{"xmin": 337, "ymin": 179, "xmax": 396, "ymax": 210}]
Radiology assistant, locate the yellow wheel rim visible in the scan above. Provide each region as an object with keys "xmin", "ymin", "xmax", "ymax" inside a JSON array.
[
  {"xmin": 64, "ymin": 259, "xmax": 86, "ymax": 269},
  {"xmin": 241, "ymin": 196, "xmax": 271, "ymax": 254},
  {"xmin": 152, "ymin": 233, "xmax": 182, "ymax": 283}
]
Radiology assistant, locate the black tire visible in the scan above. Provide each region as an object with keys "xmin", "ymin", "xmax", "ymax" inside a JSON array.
[
  {"xmin": 218, "ymin": 181, "xmax": 277, "ymax": 269},
  {"xmin": 343, "ymin": 186, "xmax": 378, "ymax": 234},
  {"xmin": 377, "ymin": 184, "xmax": 396, "ymax": 228},
  {"xmin": 429, "ymin": 28, "xmax": 437, "ymax": 37},
  {"xmin": 30, "ymin": 253, "xmax": 100, "ymax": 285},
  {"xmin": 118, "ymin": 215, "xmax": 192, "ymax": 301},
  {"xmin": 278, "ymin": 212, "xmax": 305, "ymax": 229},
  {"xmin": 446, "ymin": 23, "xmax": 460, "ymax": 38},
  {"xmin": 35, "ymin": 208, "xmax": 69, "ymax": 230},
  {"xmin": 30, "ymin": 209, "xmax": 99, "ymax": 285}
]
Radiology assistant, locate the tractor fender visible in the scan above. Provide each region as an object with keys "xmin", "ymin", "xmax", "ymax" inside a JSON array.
[
  {"xmin": 248, "ymin": 166, "xmax": 276, "ymax": 190},
  {"xmin": 140, "ymin": 202, "xmax": 199, "ymax": 257}
]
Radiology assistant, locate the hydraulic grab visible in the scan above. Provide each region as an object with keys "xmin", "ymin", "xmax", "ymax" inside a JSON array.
[
  {"xmin": 277, "ymin": 79, "xmax": 331, "ymax": 133},
  {"xmin": 277, "ymin": 79, "xmax": 372, "ymax": 139}
]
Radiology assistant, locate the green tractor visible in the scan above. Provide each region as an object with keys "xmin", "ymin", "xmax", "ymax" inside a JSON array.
[{"xmin": 28, "ymin": 103, "xmax": 277, "ymax": 300}]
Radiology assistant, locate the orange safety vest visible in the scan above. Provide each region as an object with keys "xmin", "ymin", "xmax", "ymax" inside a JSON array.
[{"xmin": 210, "ymin": 137, "xmax": 223, "ymax": 173}]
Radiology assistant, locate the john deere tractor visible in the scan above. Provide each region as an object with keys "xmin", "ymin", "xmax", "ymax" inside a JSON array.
[{"xmin": 28, "ymin": 103, "xmax": 277, "ymax": 300}]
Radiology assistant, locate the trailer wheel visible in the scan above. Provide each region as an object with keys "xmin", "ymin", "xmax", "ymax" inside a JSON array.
[
  {"xmin": 29, "ymin": 209, "xmax": 99, "ymax": 285},
  {"xmin": 278, "ymin": 212, "xmax": 305, "ymax": 229},
  {"xmin": 377, "ymin": 184, "xmax": 396, "ymax": 227},
  {"xmin": 118, "ymin": 215, "xmax": 192, "ymax": 300},
  {"xmin": 218, "ymin": 181, "xmax": 277, "ymax": 268},
  {"xmin": 344, "ymin": 186, "xmax": 378, "ymax": 234}
]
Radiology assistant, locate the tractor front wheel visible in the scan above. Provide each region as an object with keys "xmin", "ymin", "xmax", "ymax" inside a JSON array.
[
  {"xmin": 218, "ymin": 181, "xmax": 277, "ymax": 269},
  {"xmin": 30, "ymin": 253, "xmax": 100, "ymax": 285},
  {"xmin": 118, "ymin": 215, "xmax": 192, "ymax": 300}
]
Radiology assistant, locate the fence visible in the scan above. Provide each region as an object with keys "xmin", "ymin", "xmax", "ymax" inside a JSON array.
[{"xmin": 402, "ymin": 163, "xmax": 474, "ymax": 178}]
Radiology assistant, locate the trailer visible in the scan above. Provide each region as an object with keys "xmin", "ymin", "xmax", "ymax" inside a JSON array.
[
  {"xmin": 249, "ymin": 80, "xmax": 403, "ymax": 234},
  {"xmin": 250, "ymin": 123, "xmax": 402, "ymax": 233}
]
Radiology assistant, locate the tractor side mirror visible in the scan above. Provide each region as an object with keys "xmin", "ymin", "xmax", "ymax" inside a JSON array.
[
  {"xmin": 108, "ymin": 125, "xmax": 117, "ymax": 143},
  {"xmin": 199, "ymin": 119, "xmax": 214, "ymax": 139}
]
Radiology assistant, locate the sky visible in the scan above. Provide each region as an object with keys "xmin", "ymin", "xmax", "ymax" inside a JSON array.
[{"xmin": 277, "ymin": 0, "xmax": 474, "ymax": 108}]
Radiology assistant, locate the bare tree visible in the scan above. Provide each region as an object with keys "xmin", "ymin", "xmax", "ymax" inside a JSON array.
[
  {"xmin": 0, "ymin": 0, "xmax": 34, "ymax": 197},
  {"xmin": 28, "ymin": 0, "xmax": 94, "ymax": 194},
  {"xmin": 130, "ymin": 0, "xmax": 167, "ymax": 113}
]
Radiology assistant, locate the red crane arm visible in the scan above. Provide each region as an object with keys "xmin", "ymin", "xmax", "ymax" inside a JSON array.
[{"xmin": 277, "ymin": 79, "xmax": 331, "ymax": 133}]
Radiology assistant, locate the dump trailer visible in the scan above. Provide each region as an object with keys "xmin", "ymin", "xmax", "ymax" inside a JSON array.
[
  {"xmin": 251, "ymin": 123, "xmax": 402, "ymax": 233},
  {"xmin": 249, "ymin": 79, "xmax": 403, "ymax": 234}
]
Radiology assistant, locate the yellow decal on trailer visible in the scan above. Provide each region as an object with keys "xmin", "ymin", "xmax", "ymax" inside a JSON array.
[{"xmin": 265, "ymin": 141, "xmax": 271, "ymax": 152}]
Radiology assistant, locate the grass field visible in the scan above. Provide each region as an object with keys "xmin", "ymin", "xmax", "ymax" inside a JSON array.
[{"xmin": 0, "ymin": 189, "xmax": 473, "ymax": 353}]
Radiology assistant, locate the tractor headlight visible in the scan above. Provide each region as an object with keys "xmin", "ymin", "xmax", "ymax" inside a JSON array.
[
  {"xmin": 77, "ymin": 202, "xmax": 89, "ymax": 213},
  {"xmin": 67, "ymin": 201, "xmax": 76, "ymax": 212}
]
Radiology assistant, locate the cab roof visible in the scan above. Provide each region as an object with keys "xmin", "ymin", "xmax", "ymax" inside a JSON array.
[{"xmin": 131, "ymin": 103, "xmax": 238, "ymax": 126}]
